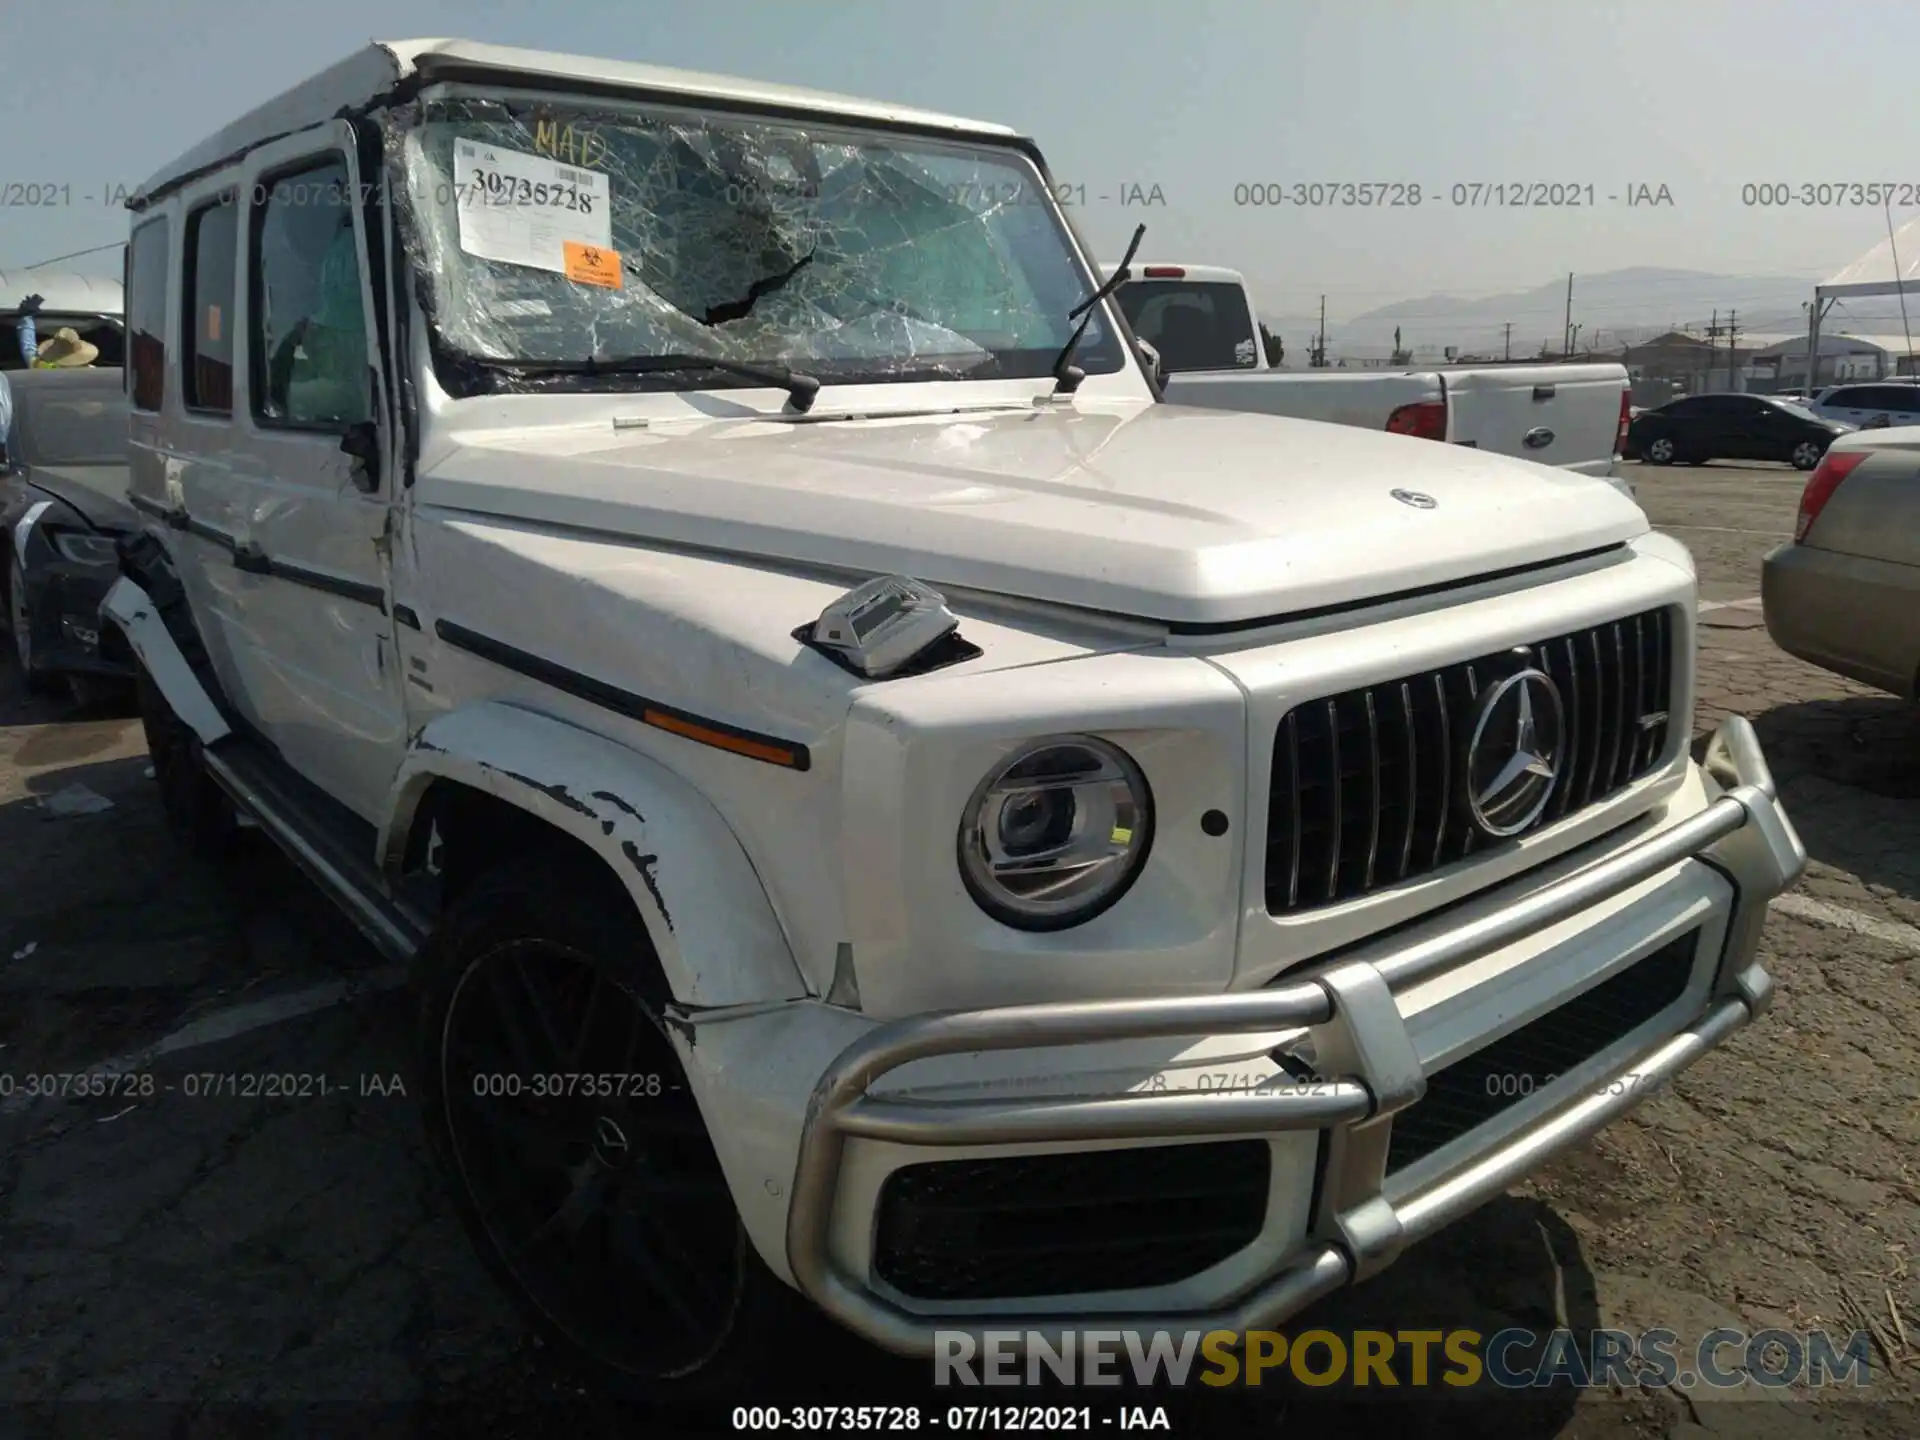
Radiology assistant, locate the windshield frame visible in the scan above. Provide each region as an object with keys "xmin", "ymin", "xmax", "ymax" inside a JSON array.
[{"xmin": 384, "ymin": 83, "xmax": 1138, "ymax": 403}]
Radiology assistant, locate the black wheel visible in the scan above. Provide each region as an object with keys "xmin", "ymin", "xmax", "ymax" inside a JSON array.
[
  {"xmin": 6, "ymin": 552, "xmax": 57, "ymax": 695},
  {"xmin": 415, "ymin": 858, "xmax": 788, "ymax": 1401},
  {"xmin": 135, "ymin": 660, "xmax": 236, "ymax": 854},
  {"xmin": 1791, "ymin": 439, "xmax": 1824, "ymax": 470},
  {"xmin": 1643, "ymin": 435, "xmax": 1677, "ymax": 465}
]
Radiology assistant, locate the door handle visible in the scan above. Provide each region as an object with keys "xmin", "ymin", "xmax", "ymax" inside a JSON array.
[{"xmin": 232, "ymin": 542, "xmax": 271, "ymax": 575}]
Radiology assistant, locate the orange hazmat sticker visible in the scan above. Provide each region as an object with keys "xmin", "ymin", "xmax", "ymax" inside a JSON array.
[{"xmin": 564, "ymin": 241, "xmax": 622, "ymax": 289}]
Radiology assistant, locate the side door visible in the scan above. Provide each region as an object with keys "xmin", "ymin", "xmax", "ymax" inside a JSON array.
[
  {"xmin": 1664, "ymin": 396, "xmax": 1721, "ymax": 456},
  {"xmin": 1820, "ymin": 385, "xmax": 1873, "ymax": 427},
  {"xmin": 221, "ymin": 124, "xmax": 405, "ymax": 821},
  {"xmin": 1852, "ymin": 385, "xmax": 1920, "ymax": 428},
  {"xmin": 1721, "ymin": 396, "xmax": 1776, "ymax": 459}
]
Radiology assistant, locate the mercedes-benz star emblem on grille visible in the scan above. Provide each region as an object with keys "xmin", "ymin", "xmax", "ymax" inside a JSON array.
[
  {"xmin": 1463, "ymin": 668, "xmax": 1565, "ymax": 838},
  {"xmin": 1391, "ymin": 488, "xmax": 1437, "ymax": 508}
]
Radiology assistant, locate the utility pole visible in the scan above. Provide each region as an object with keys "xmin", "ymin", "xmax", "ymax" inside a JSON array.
[
  {"xmin": 1705, "ymin": 309, "xmax": 1740, "ymax": 390},
  {"xmin": 1315, "ymin": 294, "xmax": 1327, "ymax": 369},
  {"xmin": 1503, "ymin": 322, "xmax": 1512, "ymax": 361},
  {"xmin": 1562, "ymin": 273, "xmax": 1573, "ymax": 357},
  {"xmin": 1707, "ymin": 309, "xmax": 1718, "ymax": 391}
]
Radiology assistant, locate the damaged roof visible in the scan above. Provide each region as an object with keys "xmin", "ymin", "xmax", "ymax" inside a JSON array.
[{"xmin": 133, "ymin": 37, "xmax": 1023, "ymax": 207}]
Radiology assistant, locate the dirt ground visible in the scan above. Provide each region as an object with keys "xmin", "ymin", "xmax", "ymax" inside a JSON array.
[{"xmin": 1, "ymin": 459, "xmax": 1916, "ymax": 1437}]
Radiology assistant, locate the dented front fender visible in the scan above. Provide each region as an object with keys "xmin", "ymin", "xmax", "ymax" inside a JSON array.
[{"xmin": 380, "ymin": 702, "xmax": 810, "ymax": 1009}]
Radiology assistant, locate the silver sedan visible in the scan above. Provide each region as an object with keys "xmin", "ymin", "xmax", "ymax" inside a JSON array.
[{"xmin": 1763, "ymin": 427, "xmax": 1920, "ymax": 699}]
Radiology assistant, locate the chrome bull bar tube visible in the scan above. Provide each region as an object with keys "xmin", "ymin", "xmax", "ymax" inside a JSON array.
[{"xmin": 785, "ymin": 716, "xmax": 1804, "ymax": 1357}]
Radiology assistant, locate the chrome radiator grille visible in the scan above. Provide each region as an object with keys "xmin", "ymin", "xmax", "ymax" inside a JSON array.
[{"xmin": 1265, "ymin": 606, "xmax": 1676, "ymax": 915}]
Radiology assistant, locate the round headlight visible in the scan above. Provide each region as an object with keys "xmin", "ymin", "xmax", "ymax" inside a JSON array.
[{"xmin": 957, "ymin": 735, "xmax": 1154, "ymax": 931}]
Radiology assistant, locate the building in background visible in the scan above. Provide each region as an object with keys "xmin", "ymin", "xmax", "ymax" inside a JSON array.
[
  {"xmin": 1620, "ymin": 331, "xmax": 1763, "ymax": 406},
  {"xmin": 1746, "ymin": 332, "xmax": 1920, "ymax": 392}
]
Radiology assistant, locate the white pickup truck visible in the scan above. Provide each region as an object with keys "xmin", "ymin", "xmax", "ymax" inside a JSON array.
[
  {"xmin": 1116, "ymin": 263, "xmax": 1633, "ymax": 489},
  {"xmin": 110, "ymin": 38, "xmax": 1799, "ymax": 1401}
]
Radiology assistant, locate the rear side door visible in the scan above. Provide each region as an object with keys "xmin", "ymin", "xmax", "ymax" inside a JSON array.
[
  {"xmin": 1442, "ymin": 364, "xmax": 1626, "ymax": 475},
  {"xmin": 1681, "ymin": 396, "xmax": 1742, "ymax": 457},
  {"xmin": 1819, "ymin": 385, "xmax": 1879, "ymax": 426},
  {"xmin": 1716, "ymin": 396, "xmax": 1776, "ymax": 459}
]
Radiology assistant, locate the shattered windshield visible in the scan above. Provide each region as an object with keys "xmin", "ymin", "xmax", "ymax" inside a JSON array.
[{"xmin": 392, "ymin": 94, "xmax": 1126, "ymax": 396}]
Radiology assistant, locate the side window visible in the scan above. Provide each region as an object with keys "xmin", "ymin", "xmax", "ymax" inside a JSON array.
[
  {"xmin": 128, "ymin": 218, "xmax": 169, "ymax": 411},
  {"xmin": 183, "ymin": 196, "xmax": 239, "ymax": 414},
  {"xmin": 1860, "ymin": 385, "xmax": 1920, "ymax": 411},
  {"xmin": 1826, "ymin": 387, "xmax": 1864, "ymax": 408},
  {"xmin": 251, "ymin": 158, "xmax": 370, "ymax": 429}
]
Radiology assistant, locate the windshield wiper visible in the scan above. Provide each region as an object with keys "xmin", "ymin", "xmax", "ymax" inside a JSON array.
[
  {"xmin": 489, "ymin": 352, "xmax": 822, "ymax": 412},
  {"xmin": 1050, "ymin": 221, "xmax": 1146, "ymax": 397}
]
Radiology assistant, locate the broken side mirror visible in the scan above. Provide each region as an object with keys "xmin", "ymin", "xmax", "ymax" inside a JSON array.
[{"xmin": 340, "ymin": 419, "xmax": 381, "ymax": 492}]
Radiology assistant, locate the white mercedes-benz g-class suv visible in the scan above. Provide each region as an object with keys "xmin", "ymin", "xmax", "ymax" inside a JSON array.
[{"xmin": 106, "ymin": 38, "xmax": 1803, "ymax": 1396}]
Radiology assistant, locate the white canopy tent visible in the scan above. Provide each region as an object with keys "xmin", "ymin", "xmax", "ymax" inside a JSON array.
[{"xmin": 1806, "ymin": 216, "xmax": 1920, "ymax": 387}]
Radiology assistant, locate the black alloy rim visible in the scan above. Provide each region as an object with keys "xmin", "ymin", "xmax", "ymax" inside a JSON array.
[{"xmin": 441, "ymin": 939, "xmax": 746, "ymax": 1378}]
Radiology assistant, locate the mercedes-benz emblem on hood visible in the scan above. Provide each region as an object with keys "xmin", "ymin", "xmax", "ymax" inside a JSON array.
[
  {"xmin": 1462, "ymin": 668, "xmax": 1564, "ymax": 837},
  {"xmin": 1391, "ymin": 488, "xmax": 1437, "ymax": 509}
]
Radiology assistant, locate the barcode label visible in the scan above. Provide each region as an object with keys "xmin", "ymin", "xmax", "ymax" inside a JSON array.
[{"xmin": 556, "ymin": 166, "xmax": 595, "ymax": 187}]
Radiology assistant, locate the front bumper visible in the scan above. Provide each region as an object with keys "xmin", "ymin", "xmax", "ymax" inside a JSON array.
[{"xmin": 784, "ymin": 716, "xmax": 1802, "ymax": 1356}]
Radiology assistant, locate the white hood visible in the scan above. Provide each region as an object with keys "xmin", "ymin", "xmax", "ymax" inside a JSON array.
[{"xmin": 418, "ymin": 402, "xmax": 1649, "ymax": 626}]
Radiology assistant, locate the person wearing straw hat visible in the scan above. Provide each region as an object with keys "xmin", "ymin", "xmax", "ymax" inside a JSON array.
[{"xmin": 33, "ymin": 326, "xmax": 98, "ymax": 368}]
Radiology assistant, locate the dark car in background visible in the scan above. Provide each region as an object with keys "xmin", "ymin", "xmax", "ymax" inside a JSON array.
[
  {"xmin": 2, "ymin": 365, "xmax": 137, "ymax": 705},
  {"xmin": 1624, "ymin": 392, "xmax": 1852, "ymax": 470}
]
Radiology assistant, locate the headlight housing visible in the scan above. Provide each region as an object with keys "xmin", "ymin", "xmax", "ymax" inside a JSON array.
[
  {"xmin": 957, "ymin": 735, "xmax": 1154, "ymax": 931},
  {"xmin": 51, "ymin": 530, "xmax": 120, "ymax": 566}
]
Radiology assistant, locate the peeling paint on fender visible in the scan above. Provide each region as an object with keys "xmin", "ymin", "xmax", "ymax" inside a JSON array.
[{"xmin": 620, "ymin": 841, "xmax": 671, "ymax": 930}]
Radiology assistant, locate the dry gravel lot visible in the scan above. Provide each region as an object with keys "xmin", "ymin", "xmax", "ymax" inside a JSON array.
[{"xmin": 1, "ymin": 458, "xmax": 1916, "ymax": 1437}]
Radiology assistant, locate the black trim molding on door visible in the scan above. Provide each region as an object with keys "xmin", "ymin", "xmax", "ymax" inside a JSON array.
[{"xmin": 126, "ymin": 495, "xmax": 386, "ymax": 613}]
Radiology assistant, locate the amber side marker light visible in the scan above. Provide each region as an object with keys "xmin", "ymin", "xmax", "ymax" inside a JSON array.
[{"xmin": 642, "ymin": 708, "xmax": 803, "ymax": 768}]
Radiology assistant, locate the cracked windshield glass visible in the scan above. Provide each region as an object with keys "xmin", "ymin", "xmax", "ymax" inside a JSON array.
[{"xmin": 393, "ymin": 95, "xmax": 1126, "ymax": 392}]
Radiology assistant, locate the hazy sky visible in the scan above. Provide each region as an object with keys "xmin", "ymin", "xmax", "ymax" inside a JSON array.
[{"xmin": 7, "ymin": 0, "xmax": 1917, "ymax": 326}]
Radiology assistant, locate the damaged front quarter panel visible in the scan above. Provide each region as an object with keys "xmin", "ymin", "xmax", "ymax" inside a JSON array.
[{"xmin": 380, "ymin": 701, "xmax": 808, "ymax": 1009}]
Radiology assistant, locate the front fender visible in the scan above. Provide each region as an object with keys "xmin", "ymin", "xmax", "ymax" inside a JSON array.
[
  {"xmin": 7, "ymin": 489, "xmax": 86, "ymax": 563},
  {"xmin": 380, "ymin": 701, "xmax": 810, "ymax": 1009}
]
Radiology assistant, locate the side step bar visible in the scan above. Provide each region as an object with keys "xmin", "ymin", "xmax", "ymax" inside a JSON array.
[{"xmin": 202, "ymin": 740, "xmax": 429, "ymax": 965}]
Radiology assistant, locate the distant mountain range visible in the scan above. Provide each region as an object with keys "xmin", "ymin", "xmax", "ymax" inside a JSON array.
[{"xmin": 1251, "ymin": 266, "xmax": 1907, "ymax": 363}]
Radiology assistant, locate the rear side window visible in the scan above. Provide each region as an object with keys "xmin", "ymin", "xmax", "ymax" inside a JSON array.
[
  {"xmin": 1854, "ymin": 385, "xmax": 1920, "ymax": 411},
  {"xmin": 251, "ymin": 158, "xmax": 370, "ymax": 429},
  {"xmin": 128, "ymin": 219, "xmax": 169, "ymax": 411},
  {"xmin": 183, "ymin": 197, "xmax": 239, "ymax": 413}
]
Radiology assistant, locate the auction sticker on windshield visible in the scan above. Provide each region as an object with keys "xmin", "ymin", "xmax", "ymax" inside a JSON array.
[{"xmin": 453, "ymin": 138, "xmax": 613, "ymax": 277}]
